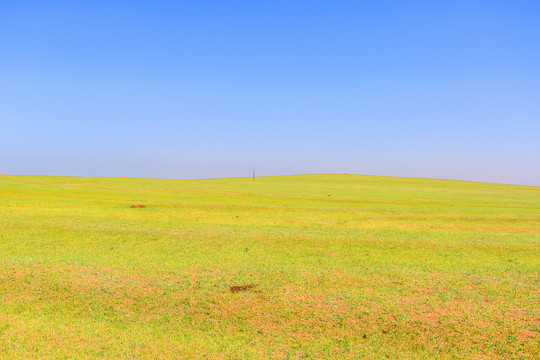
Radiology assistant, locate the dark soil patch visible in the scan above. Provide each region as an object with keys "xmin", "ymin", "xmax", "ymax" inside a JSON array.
[
  {"xmin": 230, "ymin": 284, "xmax": 257, "ymax": 293},
  {"xmin": 130, "ymin": 205, "xmax": 146, "ymax": 208}
]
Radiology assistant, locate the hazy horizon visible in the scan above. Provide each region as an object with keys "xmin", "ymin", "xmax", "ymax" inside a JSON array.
[
  {"xmin": 2, "ymin": 1, "xmax": 539, "ymax": 186},
  {"xmin": 2, "ymin": 172, "xmax": 538, "ymax": 188}
]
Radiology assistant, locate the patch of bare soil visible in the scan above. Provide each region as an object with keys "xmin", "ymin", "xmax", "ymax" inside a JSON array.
[{"xmin": 230, "ymin": 284, "xmax": 258, "ymax": 293}]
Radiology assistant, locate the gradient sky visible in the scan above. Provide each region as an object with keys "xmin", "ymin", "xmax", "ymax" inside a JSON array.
[{"xmin": 1, "ymin": 1, "xmax": 539, "ymax": 185}]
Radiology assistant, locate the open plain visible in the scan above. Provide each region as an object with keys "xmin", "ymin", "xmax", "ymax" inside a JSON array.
[{"xmin": 0, "ymin": 174, "xmax": 538, "ymax": 359}]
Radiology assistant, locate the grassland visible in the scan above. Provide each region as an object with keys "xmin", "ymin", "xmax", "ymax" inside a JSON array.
[{"xmin": 0, "ymin": 174, "xmax": 538, "ymax": 359}]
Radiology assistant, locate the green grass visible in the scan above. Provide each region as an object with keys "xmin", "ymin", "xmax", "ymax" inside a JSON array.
[{"xmin": 0, "ymin": 174, "xmax": 538, "ymax": 359}]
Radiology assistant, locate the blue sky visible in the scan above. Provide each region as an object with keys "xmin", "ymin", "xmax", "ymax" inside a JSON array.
[{"xmin": 1, "ymin": 1, "xmax": 539, "ymax": 185}]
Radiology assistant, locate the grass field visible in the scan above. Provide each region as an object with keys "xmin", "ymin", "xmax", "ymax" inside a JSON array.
[{"xmin": 0, "ymin": 174, "xmax": 538, "ymax": 359}]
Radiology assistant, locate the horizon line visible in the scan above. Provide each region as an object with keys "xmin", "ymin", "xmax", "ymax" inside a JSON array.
[{"xmin": 1, "ymin": 172, "xmax": 538, "ymax": 188}]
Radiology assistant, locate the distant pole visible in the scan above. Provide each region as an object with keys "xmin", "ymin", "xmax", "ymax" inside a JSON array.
[{"xmin": 252, "ymin": 166, "xmax": 255, "ymax": 181}]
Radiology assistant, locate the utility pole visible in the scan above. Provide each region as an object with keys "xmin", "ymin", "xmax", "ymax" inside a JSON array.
[{"xmin": 252, "ymin": 166, "xmax": 255, "ymax": 181}]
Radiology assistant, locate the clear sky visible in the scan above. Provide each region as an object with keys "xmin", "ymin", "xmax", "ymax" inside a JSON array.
[{"xmin": 1, "ymin": 1, "xmax": 539, "ymax": 185}]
